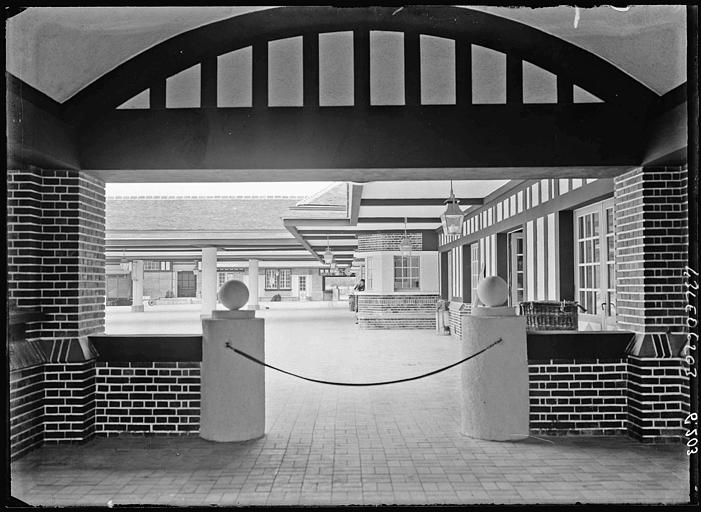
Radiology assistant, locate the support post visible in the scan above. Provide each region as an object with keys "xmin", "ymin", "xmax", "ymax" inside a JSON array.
[
  {"xmin": 131, "ymin": 260, "xmax": 144, "ymax": 312},
  {"xmin": 460, "ymin": 312, "xmax": 528, "ymax": 441},
  {"xmin": 201, "ymin": 247, "xmax": 218, "ymax": 315},
  {"xmin": 248, "ymin": 259, "xmax": 260, "ymax": 310},
  {"xmin": 201, "ymin": 308, "xmax": 265, "ymax": 442}
]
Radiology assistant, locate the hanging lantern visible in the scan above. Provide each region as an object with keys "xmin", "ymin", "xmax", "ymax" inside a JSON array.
[
  {"xmin": 398, "ymin": 217, "xmax": 413, "ymax": 257},
  {"xmin": 119, "ymin": 251, "xmax": 132, "ymax": 273},
  {"xmin": 441, "ymin": 180, "xmax": 464, "ymax": 236},
  {"xmin": 323, "ymin": 235, "xmax": 334, "ymax": 264}
]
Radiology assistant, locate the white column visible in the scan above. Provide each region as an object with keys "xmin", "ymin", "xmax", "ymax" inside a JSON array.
[
  {"xmin": 201, "ymin": 247, "xmax": 218, "ymax": 315},
  {"xmin": 131, "ymin": 260, "xmax": 144, "ymax": 312},
  {"xmin": 248, "ymin": 259, "xmax": 260, "ymax": 309}
]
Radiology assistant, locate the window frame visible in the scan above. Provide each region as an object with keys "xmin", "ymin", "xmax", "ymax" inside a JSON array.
[
  {"xmin": 265, "ymin": 268, "xmax": 292, "ymax": 291},
  {"xmin": 574, "ymin": 198, "xmax": 616, "ymax": 329},
  {"xmin": 393, "ymin": 255, "xmax": 421, "ymax": 291}
]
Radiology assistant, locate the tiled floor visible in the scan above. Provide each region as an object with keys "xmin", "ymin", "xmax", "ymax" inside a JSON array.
[{"xmin": 11, "ymin": 305, "xmax": 691, "ymax": 506}]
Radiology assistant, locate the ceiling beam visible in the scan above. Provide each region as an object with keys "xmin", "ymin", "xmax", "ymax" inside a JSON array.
[
  {"xmin": 361, "ymin": 198, "xmax": 483, "ymax": 206},
  {"xmin": 357, "ymin": 217, "xmax": 441, "ymax": 223}
]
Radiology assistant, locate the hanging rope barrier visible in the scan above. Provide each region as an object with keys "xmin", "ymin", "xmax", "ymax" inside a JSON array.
[{"xmin": 223, "ymin": 338, "xmax": 502, "ymax": 387}]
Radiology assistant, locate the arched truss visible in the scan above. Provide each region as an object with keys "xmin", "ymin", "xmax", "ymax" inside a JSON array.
[
  {"xmin": 64, "ymin": 5, "xmax": 657, "ymax": 123},
  {"xmin": 56, "ymin": 5, "xmax": 672, "ymax": 178}
]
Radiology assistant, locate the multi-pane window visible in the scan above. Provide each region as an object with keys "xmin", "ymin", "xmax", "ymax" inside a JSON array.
[
  {"xmin": 144, "ymin": 260, "xmax": 171, "ymax": 271},
  {"xmin": 575, "ymin": 198, "xmax": 616, "ymax": 329},
  {"xmin": 265, "ymin": 268, "xmax": 291, "ymax": 290},
  {"xmin": 471, "ymin": 243, "xmax": 480, "ymax": 303},
  {"xmin": 365, "ymin": 257, "xmax": 374, "ymax": 291},
  {"xmin": 393, "ymin": 256, "xmax": 420, "ymax": 291},
  {"xmin": 576, "ymin": 210, "xmax": 600, "ymax": 315},
  {"xmin": 298, "ymin": 275, "xmax": 307, "ymax": 291},
  {"xmin": 509, "ymin": 232, "xmax": 525, "ymax": 305},
  {"xmin": 604, "ymin": 206, "xmax": 616, "ymax": 317}
]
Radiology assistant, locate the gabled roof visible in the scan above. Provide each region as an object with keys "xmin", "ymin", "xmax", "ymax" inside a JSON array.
[
  {"xmin": 295, "ymin": 183, "xmax": 348, "ymax": 208},
  {"xmin": 106, "ymin": 197, "xmax": 301, "ymax": 232}
]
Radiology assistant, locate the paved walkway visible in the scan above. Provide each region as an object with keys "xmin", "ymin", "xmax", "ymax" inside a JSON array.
[{"xmin": 11, "ymin": 306, "xmax": 690, "ymax": 506}]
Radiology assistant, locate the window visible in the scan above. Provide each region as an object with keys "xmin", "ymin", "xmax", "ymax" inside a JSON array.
[
  {"xmin": 508, "ymin": 231, "xmax": 525, "ymax": 305},
  {"xmin": 393, "ymin": 255, "xmax": 420, "ymax": 291},
  {"xmin": 144, "ymin": 260, "xmax": 171, "ymax": 271},
  {"xmin": 365, "ymin": 257, "xmax": 374, "ymax": 291},
  {"xmin": 575, "ymin": 198, "xmax": 616, "ymax": 329},
  {"xmin": 298, "ymin": 275, "xmax": 306, "ymax": 291},
  {"xmin": 265, "ymin": 268, "xmax": 291, "ymax": 290},
  {"xmin": 471, "ymin": 243, "xmax": 480, "ymax": 302}
]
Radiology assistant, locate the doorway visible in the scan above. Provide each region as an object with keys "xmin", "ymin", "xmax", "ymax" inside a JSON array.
[
  {"xmin": 507, "ymin": 230, "xmax": 525, "ymax": 307},
  {"xmin": 574, "ymin": 198, "xmax": 617, "ymax": 330},
  {"xmin": 177, "ymin": 271, "xmax": 197, "ymax": 298}
]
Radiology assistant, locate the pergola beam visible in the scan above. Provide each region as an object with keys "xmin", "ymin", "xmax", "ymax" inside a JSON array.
[{"xmin": 360, "ymin": 198, "xmax": 483, "ymax": 206}]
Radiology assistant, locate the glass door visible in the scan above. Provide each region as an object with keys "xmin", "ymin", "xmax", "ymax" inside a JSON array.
[
  {"xmin": 298, "ymin": 275, "xmax": 308, "ymax": 299},
  {"xmin": 508, "ymin": 230, "xmax": 525, "ymax": 306},
  {"xmin": 574, "ymin": 198, "xmax": 616, "ymax": 330}
]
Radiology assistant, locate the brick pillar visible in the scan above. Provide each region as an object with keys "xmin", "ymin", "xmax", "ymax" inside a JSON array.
[
  {"xmin": 8, "ymin": 169, "xmax": 106, "ymax": 446},
  {"xmin": 614, "ymin": 166, "xmax": 689, "ymax": 442}
]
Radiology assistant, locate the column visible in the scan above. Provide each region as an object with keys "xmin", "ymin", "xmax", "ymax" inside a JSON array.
[
  {"xmin": 614, "ymin": 166, "xmax": 689, "ymax": 441},
  {"xmin": 131, "ymin": 260, "xmax": 144, "ymax": 312},
  {"xmin": 201, "ymin": 247, "xmax": 218, "ymax": 315},
  {"xmin": 8, "ymin": 169, "xmax": 106, "ymax": 447},
  {"xmin": 248, "ymin": 259, "xmax": 260, "ymax": 310}
]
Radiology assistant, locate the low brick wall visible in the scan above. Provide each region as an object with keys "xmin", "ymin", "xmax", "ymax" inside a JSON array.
[
  {"xmin": 357, "ymin": 294, "xmax": 439, "ymax": 329},
  {"xmin": 43, "ymin": 361, "xmax": 96, "ymax": 444},
  {"xmin": 94, "ymin": 362, "xmax": 201, "ymax": 435},
  {"xmin": 8, "ymin": 334, "xmax": 691, "ymax": 460},
  {"xmin": 448, "ymin": 302, "xmax": 471, "ymax": 338},
  {"xmin": 529, "ymin": 359, "xmax": 628, "ymax": 436},
  {"xmin": 626, "ymin": 356, "xmax": 689, "ymax": 442},
  {"xmin": 10, "ymin": 364, "xmax": 45, "ymax": 460}
]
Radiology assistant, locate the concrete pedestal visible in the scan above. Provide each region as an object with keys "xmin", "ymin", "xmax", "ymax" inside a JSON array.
[
  {"xmin": 131, "ymin": 260, "xmax": 144, "ymax": 312},
  {"xmin": 200, "ymin": 310, "xmax": 265, "ymax": 442},
  {"xmin": 460, "ymin": 315, "xmax": 529, "ymax": 441}
]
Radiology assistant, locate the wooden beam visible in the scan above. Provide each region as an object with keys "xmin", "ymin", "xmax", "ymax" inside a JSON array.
[
  {"xmin": 149, "ymin": 80, "xmax": 166, "ymax": 109},
  {"xmin": 404, "ymin": 31, "xmax": 420, "ymax": 106},
  {"xmin": 350, "ymin": 184, "xmax": 363, "ymax": 224},
  {"xmin": 353, "ymin": 29, "xmax": 370, "ymax": 107},
  {"xmin": 361, "ymin": 198, "xmax": 483, "ymax": 206},
  {"xmin": 79, "ymin": 105, "xmax": 646, "ymax": 172},
  {"xmin": 357, "ymin": 217, "xmax": 441, "ymax": 223},
  {"xmin": 455, "ymin": 41, "xmax": 472, "ymax": 105},
  {"xmin": 252, "ymin": 41, "xmax": 268, "ymax": 109},
  {"xmin": 506, "ymin": 54, "xmax": 523, "ymax": 105},
  {"xmin": 557, "ymin": 77, "xmax": 573, "ymax": 105},
  {"xmin": 439, "ymin": 178, "xmax": 614, "ymax": 251},
  {"xmin": 200, "ymin": 56, "xmax": 217, "ymax": 107},
  {"xmin": 303, "ymin": 32, "xmax": 319, "ymax": 107}
]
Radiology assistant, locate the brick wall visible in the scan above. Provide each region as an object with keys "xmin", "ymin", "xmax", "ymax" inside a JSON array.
[
  {"xmin": 7, "ymin": 169, "xmax": 106, "ymax": 356},
  {"xmin": 40, "ymin": 170, "xmax": 106, "ymax": 349},
  {"xmin": 613, "ymin": 166, "xmax": 689, "ymax": 441},
  {"xmin": 614, "ymin": 166, "xmax": 688, "ymax": 333},
  {"xmin": 357, "ymin": 294, "xmax": 438, "ymax": 329},
  {"xmin": 9, "ymin": 365, "xmax": 46, "ymax": 460},
  {"xmin": 43, "ymin": 361, "xmax": 96, "ymax": 443},
  {"xmin": 448, "ymin": 301, "xmax": 471, "ymax": 338},
  {"xmin": 529, "ymin": 359, "xmax": 628, "ymax": 436},
  {"xmin": 626, "ymin": 356, "xmax": 689, "ymax": 442},
  {"xmin": 357, "ymin": 232, "xmax": 422, "ymax": 252},
  {"xmin": 7, "ymin": 170, "xmax": 45, "ymax": 340},
  {"xmin": 94, "ymin": 362, "xmax": 201, "ymax": 435}
]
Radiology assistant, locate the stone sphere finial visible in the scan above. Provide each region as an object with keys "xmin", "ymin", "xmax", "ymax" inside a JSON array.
[
  {"xmin": 218, "ymin": 280, "xmax": 250, "ymax": 310},
  {"xmin": 477, "ymin": 275, "xmax": 509, "ymax": 307}
]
